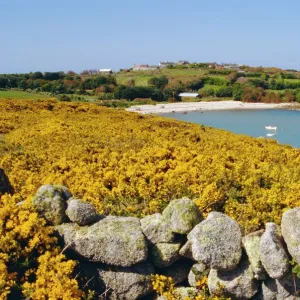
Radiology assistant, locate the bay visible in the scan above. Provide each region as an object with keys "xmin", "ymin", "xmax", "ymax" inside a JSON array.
[{"xmin": 162, "ymin": 109, "xmax": 300, "ymax": 148}]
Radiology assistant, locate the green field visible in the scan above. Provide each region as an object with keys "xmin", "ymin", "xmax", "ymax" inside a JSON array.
[
  {"xmin": 116, "ymin": 71, "xmax": 154, "ymax": 86},
  {"xmin": 116, "ymin": 68, "xmax": 208, "ymax": 87},
  {"xmin": 0, "ymin": 90, "xmax": 52, "ymax": 100},
  {"xmin": 284, "ymin": 78, "xmax": 300, "ymax": 83}
]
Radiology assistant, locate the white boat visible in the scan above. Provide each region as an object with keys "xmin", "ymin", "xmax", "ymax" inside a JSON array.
[
  {"xmin": 266, "ymin": 133, "xmax": 276, "ymax": 137},
  {"xmin": 265, "ymin": 125, "xmax": 277, "ymax": 131}
]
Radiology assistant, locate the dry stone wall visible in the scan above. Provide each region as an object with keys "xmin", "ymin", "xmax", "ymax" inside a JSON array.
[{"xmin": 32, "ymin": 184, "xmax": 300, "ymax": 299}]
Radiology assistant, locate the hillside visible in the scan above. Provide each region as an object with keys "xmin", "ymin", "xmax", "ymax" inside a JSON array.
[
  {"xmin": 2, "ymin": 65, "xmax": 300, "ymax": 104},
  {"xmin": 2, "ymin": 99, "xmax": 300, "ymax": 298},
  {"xmin": 1, "ymin": 99, "xmax": 300, "ymax": 232}
]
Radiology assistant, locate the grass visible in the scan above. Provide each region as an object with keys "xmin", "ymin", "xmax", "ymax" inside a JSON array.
[
  {"xmin": 116, "ymin": 70, "xmax": 158, "ymax": 86},
  {"xmin": 200, "ymin": 97, "xmax": 232, "ymax": 101},
  {"xmin": 0, "ymin": 90, "xmax": 52, "ymax": 100},
  {"xmin": 266, "ymin": 89, "xmax": 284, "ymax": 94},
  {"xmin": 206, "ymin": 74, "xmax": 228, "ymax": 79},
  {"xmin": 116, "ymin": 68, "xmax": 208, "ymax": 87},
  {"xmin": 202, "ymin": 84, "xmax": 224, "ymax": 89},
  {"xmin": 284, "ymin": 79, "xmax": 300, "ymax": 83}
]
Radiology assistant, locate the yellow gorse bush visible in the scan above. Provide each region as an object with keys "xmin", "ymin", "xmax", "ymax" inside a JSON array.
[
  {"xmin": 0, "ymin": 100, "xmax": 299, "ymax": 226},
  {"xmin": 22, "ymin": 250, "xmax": 83, "ymax": 300},
  {"xmin": 1, "ymin": 99, "xmax": 300, "ymax": 232},
  {"xmin": 151, "ymin": 274, "xmax": 175, "ymax": 299},
  {"xmin": 0, "ymin": 192, "xmax": 82, "ymax": 299},
  {"xmin": 151, "ymin": 274, "xmax": 230, "ymax": 300},
  {"xmin": 1, "ymin": 99, "xmax": 300, "ymax": 298},
  {"xmin": 0, "ymin": 254, "xmax": 15, "ymax": 300}
]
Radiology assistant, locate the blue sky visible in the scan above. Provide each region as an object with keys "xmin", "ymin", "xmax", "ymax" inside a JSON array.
[{"xmin": 1, "ymin": 0, "xmax": 300, "ymax": 73}]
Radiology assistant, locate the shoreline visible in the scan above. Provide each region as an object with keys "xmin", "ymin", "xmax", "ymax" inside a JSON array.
[{"xmin": 126, "ymin": 100, "xmax": 297, "ymax": 114}]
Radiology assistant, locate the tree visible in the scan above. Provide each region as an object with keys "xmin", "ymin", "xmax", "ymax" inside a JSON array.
[
  {"xmin": 295, "ymin": 90, "xmax": 300, "ymax": 103},
  {"xmin": 284, "ymin": 91, "xmax": 295, "ymax": 102},
  {"xmin": 232, "ymin": 84, "xmax": 244, "ymax": 100},
  {"xmin": 242, "ymin": 87, "xmax": 264, "ymax": 102},
  {"xmin": 44, "ymin": 72, "xmax": 64, "ymax": 81},
  {"xmin": 151, "ymin": 89, "xmax": 165, "ymax": 101},
  {"xmin": 0, "ymin": 76, "xmax": 8, "ymax": 89},
  {"xmin": 31, "ymin": 72, "xmax": 44, "ymax": 79},
  {"xmin": 148, "ymin": 76, "xmax": 168, "ymax": 90},
  {"xmin": 199, "ymin": 86, "xmax": 215, "ymax": 97},
  {"xmin": 215, "ymin": 86, "xmax": 233, "ymax": 97},
  {"xmin": 261, "ymin": 73, "xmax": 270, "ymax": 81},
  {"xmin": 18, "ymin": 80, "xmax": 27, "ymax": 90},
  {"xmin": 163, "ymin": 87, "xmax": 184, "ymax": 101},
  {"xmin": 185, "ymin": 78, "xmax": 204, "ymax": 91}
]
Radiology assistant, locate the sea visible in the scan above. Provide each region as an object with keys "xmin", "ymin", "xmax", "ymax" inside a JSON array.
[{"xmin": 162, "ymin": 109, "xmax": 300, "ymax": 148}]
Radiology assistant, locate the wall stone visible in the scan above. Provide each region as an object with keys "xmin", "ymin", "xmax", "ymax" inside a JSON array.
[
  {"xmin": 30, "ymin": 185, "xmax": 300, "ymax": 299},
  {"xmin": 260, "ymin": 223, "xmax": 289, "ymax": 279},
  {"xmin": 187, "ymin": 212, "xmax": 242, "ymax": 270}
]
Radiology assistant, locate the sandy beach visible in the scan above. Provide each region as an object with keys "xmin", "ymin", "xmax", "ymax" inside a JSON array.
[{"xmin": 126, "ymin": 101, "xmax": 294, "ymax": 114}]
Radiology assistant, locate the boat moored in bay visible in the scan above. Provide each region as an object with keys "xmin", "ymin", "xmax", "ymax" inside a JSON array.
[{"xmin": 265, "ymin": 125, "xmax": 277, "ymax": 130}]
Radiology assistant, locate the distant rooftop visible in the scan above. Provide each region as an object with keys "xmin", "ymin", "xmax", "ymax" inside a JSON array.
[
  {"xmin": 159, "ymin": 61, "xmax": 176, "ymax": 65},
  {"xmin": 179, "ymin": 92, "xmax": 199, "ymax": 97},
  {"xmin": 99, "ymin": 69, "xmax": 112, "ymax": 72}
]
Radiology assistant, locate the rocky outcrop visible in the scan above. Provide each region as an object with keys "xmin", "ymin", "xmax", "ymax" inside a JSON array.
[
  {"xmin": 66, "ymin": 198, "xmax": 98, "ymax": 226},
  {"xmin": 187, "ymin": 212, "xmax": 242, "ymax": 270},
  {"xmin": 242, "ymin": 229, "xmax": 266, "ymax": 280},
  {"xmin": 57, "ymin": 216, "xmax": 148, "ymax": 267},
  {"xmin": 208, "ymin": 259, "xmax": 259, "ymax": 299},
  {"xmin": 282, "ymin": 207, "xmax": 300, "ymax": 264},
  {"xmin": 31, "ymin": 184, "xmax": 300, "ymax": 299},
  {"xmin": 0, "ymin": 168, "xmax": 14, "ymax": 195},
  {"xmin": 141, "ymin": 213, "xmax": 175, "ymax": 244},
  {"xmin": 32, "ymin": 184, "xmax": 72, "ymax": 225},
  {"xmin": 162, "ymin": 197, "xmax": 202, "ymax": 234},
  {"xmin": 260, "ymin": 223, "xmax": 290, "ymax": 279},
  {"xmin": 97, "ymin": 263, "xmax": 154, "ymax": 300}
]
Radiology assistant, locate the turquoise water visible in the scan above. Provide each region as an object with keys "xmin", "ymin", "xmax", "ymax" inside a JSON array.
[{"xmin": 162, "ymin": 109, "xmax": 300, "ymax": 148}]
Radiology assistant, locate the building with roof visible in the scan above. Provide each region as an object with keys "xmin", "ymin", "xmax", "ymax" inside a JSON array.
[
  {"xmin": 215, "ymin": 64, "xmax": 224, "ymax": 70},
  {"xmin": 99, "ymin": 69, "xmax": 112, "ymax": 74},
  {"xmin": 223, "ymin": 64, "xmax": 240, "ymax": 71},
  {"xmin": 132, "ymin": 64, "xmax": 150, "ymax": 71},
  {"xmin": 132, "ymin": 64, "xmax": 159, "ymax": 71},
  {"xmin": 178, "ymin": 60, "xmax": 190, "ymax": 65},
  {"xmin": 159, "ymin": 61, "xmax": 176, "ymax": 68},
  {"xmin": 148, "ymin": 65, "xmax": 160, "ymax": 70},
  {"xmin": 203, "ymin": 62, "xmax": 217, "ymax": 68},
  {"xmin": 179, "ymin": 92, "xmax": 199, "ymax": 98}
]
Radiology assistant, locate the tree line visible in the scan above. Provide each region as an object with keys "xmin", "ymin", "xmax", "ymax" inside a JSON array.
[
  {"xmin": 0, "ymin": 71, "xmax": 116, "ymax": 95},
  {"xmin": 2, "ymin": 70, "xmax": 300, "ymax": 103}
]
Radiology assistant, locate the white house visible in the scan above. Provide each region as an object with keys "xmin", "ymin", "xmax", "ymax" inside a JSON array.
[
  {"xmin": 223, "ymin": 64, "xmax": 240, "ymax": 71},
  {"xmin": 179, "ymin": 92, "xmax": 199, "ymax": 98},
  {"xmin": 99, "ymin": 69, "xmax": 112, "ymax": 74},
  {"xmin": 132, "ymin": 64, "xmax": 150, "ymax": 71},
  {"xmin": 132, "ymin": 64, "xmax": 159, "ymax": 71},
  {"xmin": 148, "ymin": 65, "xmax": 160, "ymax": 70},
  {"xmin": 159, "ymin": 61, "xmax": 176, "ymax": 68}
]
